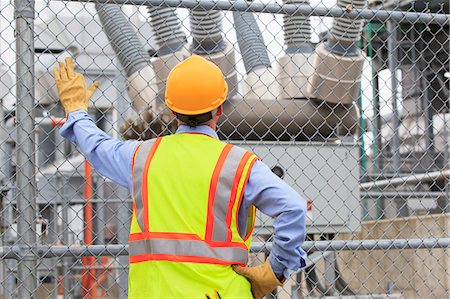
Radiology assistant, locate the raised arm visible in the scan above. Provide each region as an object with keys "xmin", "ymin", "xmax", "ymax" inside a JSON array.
[
  {"xmin": 54, "ymin": 57, "xmax": 140, "ymax": 190},
  {"xmin": 60, "ymin": 110, "xmax": 139, "ymax": 190}
]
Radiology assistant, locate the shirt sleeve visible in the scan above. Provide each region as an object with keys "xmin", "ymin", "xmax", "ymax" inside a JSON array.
[
  {"xmin": 59, "ymin": 110, "xmax": 140, "ymax": 191},
  {"xmin": 243, "ymin": 160, "xmax": 307, "ymax": 278}
]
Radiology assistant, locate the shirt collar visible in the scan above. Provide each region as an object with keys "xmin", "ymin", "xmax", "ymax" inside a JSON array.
[{"xmin": 175, "ymin": 124, "xmax": 219, "ymax": 139}]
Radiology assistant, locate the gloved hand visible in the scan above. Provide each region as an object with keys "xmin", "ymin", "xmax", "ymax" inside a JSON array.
[
  {"xmin": 232, "ymin": 259, "xmax": 284, "ymax": 299},
  {"xmin": 53, "ymin": 57, "xmax": 99, "ymax": 116}
]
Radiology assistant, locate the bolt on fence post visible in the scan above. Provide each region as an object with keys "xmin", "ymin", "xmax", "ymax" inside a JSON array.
[{"xmin": 14, "ymin": 0, "xmax": 38, "ymax": 295}]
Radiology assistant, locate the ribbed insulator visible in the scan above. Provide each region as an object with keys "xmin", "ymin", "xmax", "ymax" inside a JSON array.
[
  {"xmin": 96, "ymin": 4, "xmax": 150, "ymax": 77},
  {"xmin": 330, "ymin": 0, "xmax": 367, "ymax": 44},
  {"xmin": 282, "ymin": 0, "xmax": 311, "ymax": 48},
  {"xmin": 233, "ymin": 11, "xmax": 271, "ymax": 74},
  {"xmin": 147, "ymin": 7, "xmax": 185, "ymax": 50},
  {"xmin": 190, "ymin": 10, "xmax": 224, "ymax": 54}
]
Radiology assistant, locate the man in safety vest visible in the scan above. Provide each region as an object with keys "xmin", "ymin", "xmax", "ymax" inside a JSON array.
[{"xmin": 54, "ymin": 56, "xmax": 307, "ymax": 298}]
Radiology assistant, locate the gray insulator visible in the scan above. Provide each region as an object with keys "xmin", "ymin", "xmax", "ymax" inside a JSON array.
[
  {"xmin": 147, "ymin": 6, "xmax": 186, "ymax": 54},
  {"xmin": 330, "ymin": 0, "xmax": 367, "ymax": 44},
  {"xmin": 233, "ymin": 11, "xmax": 270, "ymax": 74},
  {"xmin": 282, "ymin": 0, "xmax": 311, "ymax": 50},
  {"xmin": 190, "ymin": 10, "xmax": 224, "ymax": 54},
  {"xmin": 96, "ymin": 4, "xmax": 150, "ymax": 77}
]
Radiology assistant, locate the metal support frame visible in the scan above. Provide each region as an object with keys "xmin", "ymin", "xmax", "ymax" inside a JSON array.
[
  {"xmin": 55, "ymin": 0, "xmax": 450, "ymax": 25},
  {"xmin": 360, "ymin": 169, "xmax": 450, "ymax": 190},
  {"xmin": 323, "ymin": 251, "xmax": 336, "ymax": 295},
  {"xmin": 1, "ymin": 238, "xmax": 449, "ymax": 260},
  {"xmin": 116, "ymin": 187, "xmax": 130, "ymax": 299},
  {"xmin": 14, "ymin": 0, "xmax": 37, "ymax": 296},
  {"xmin": 2, "ymin": 141, "xmax": 17, "ymax": 299},
  {"xmin": 386, "ymin": 20, "xmax": 402, "ymax": 173}
]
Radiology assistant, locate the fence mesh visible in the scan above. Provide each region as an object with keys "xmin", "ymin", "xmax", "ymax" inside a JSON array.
[{"xmin": 0, "ymin": 0, "xmax": 449, "ymax": 298}]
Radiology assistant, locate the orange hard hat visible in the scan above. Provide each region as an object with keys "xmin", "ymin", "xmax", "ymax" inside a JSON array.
[{"xmin": 165, "ymin": 55, "xmax": 228, "ymax": 115}]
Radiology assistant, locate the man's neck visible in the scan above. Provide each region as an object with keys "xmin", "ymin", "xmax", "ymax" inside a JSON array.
[{"xmin": 179, "ymin": 122, "xmax": 216, "ymax": 131}]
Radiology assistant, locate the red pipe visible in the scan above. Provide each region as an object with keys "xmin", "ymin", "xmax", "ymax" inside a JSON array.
[
  {"xmin": 50, "ymin": 116, "xmax": 67, "ymax": 128},
  {"xmin": 45, "ymin": 116, "xmax": 101, "ymax": 297},
  {"xmin": 82, "ymin": 160, "xmax": 97, "ymax": 298}
]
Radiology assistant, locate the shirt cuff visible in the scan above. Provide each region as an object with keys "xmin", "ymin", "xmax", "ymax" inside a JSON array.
[
  {"xmin": 60, "ymin": 110, "xmax": 91, "ymax": 142},
  {"xmin": 268, "ymin": 253, "xmax": 295, "ymax": 279}
]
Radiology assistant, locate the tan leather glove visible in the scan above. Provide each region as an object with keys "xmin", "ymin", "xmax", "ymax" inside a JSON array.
[
  {"xmin": 53, "ymin": 57, "xmax": 99, "ymax": 116},
  {"xmin": 232, "ymin": 259, "xmax": 284, "ymax": 299}
]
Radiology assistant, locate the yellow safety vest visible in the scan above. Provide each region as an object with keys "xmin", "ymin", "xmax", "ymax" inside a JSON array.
[{"xmin": 128, "ymin": 133, "xmax": 258, "ymax": 298}]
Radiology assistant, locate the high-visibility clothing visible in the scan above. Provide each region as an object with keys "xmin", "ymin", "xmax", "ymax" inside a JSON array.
[{"xmin": 128, "ymin": 133, "xmax": 259, "ymax": 298}]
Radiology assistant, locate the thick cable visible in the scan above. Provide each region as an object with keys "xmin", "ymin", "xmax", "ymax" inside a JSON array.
[
  {"xmin": 190, "ymin": 10, "xmax": 224, "ymax": 54},
  {"xmin": 329, "ymin": 0, "xmax": 367, "ymax": 44},
  {"xmin": 95, "ymin": 3, "xmax": 150, "ymax": 76},
  {"xmin": 282, "ymin": 0, "xmax": 311, "ymax": 50},
  {"xmin": 147, "ymin": 6, "xmax": 186, "ymax": 54},
  {"xmin": 76, "ymin": 0, "xmax": 450, "ymax": 26},
  {"xmin": 233, "ymin": 11, "xmax": 270, "ymax": 73}
]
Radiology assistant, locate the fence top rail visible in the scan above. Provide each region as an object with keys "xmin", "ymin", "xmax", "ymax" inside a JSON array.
[
  {"xmin": 1, "ymin": 238, "xmax": 449, "ymax": 259},
  {"xmin": 61, "ymin": 0, "xmax": 450, "ymax": 25}
]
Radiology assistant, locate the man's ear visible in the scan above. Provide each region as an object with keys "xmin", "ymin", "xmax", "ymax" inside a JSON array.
[{"xmin": 216, "ymin": 105, "xmax": 223, "ymax": 117}]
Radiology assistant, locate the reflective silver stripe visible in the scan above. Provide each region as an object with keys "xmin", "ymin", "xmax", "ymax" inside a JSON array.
[
  {"xmin": 133, "ymin": 139, "xmax": 157, "ymax": 232},
  {"xmin": 129, "ymin": 238, "xmax": 248, "ymax": 264},
  {"xmin": 211, "ymin": 146, "xmax": 249, "ymax": 241}
]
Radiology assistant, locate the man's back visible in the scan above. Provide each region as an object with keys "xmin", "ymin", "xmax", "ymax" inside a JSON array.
[{"xmin": 128, "ymin": 133, "xmax": 256, "ymax": 298}]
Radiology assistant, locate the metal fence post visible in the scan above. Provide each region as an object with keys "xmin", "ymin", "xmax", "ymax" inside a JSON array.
[
  {"xmin": 2, "ymin": 136, "xmax": 17, "ymax": 299},
  {"xmin": 387, "ymin": 19, "xmax": 409, "ymax": 217},
  {"xmin": 14, "ymin": 0, "xmax": 37, "ymax": 295}
]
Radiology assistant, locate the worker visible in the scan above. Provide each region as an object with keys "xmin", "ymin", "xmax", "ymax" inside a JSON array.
[{"xmin": 54, "ymin": 56, "xmax": 307, "ymax": 298}]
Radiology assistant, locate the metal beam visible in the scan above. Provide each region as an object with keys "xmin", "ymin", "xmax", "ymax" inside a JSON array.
[
  {"xmin": 360, "ymin": 170, "xmax": 450, "ymax": 190},
  {"xmin": 14, "ymin": 0, "xmax": 37, "ymax": 295},
  {"xmin": 1, "ymin": 238, "xmax": 449, "ymax": 259},
  {"xmin": 63, "ymin": 0, "xmax": 450, "ymax": 25}
]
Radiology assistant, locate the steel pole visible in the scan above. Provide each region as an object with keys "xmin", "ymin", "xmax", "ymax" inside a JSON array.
[
  {"xmin": 386, "ymin": 20, "xmax": 401, "ymax": 174},
  {"xmin": 115, "ymin": 73, "xmax": 131, "ymax": 299},
  {"xmin": 67, "ymin": 0, "xmax": 450, "ymax": 25},
  {"xmin": 14, "ymin": 0, "xmax": 37, "ymax": 296},
  {"xmin": 1, "ymin": 238, "xmax": 450, "ymax": 259},
  {"xmin": 116, "ymin": 186, "xmax": 131, "ymax": 299},
  {"xmin": 387, "ymin": 20, "xmax": 409, "ymax": 217},
  {"xmin": 360, "ymin": 169, "xmax": 450, "ymax": 190},
  {"xmin": 3, "ymin": 141, "xmax": 16, "ymax": 299}
]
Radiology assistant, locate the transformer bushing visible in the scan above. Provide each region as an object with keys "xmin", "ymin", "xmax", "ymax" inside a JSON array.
[
  {"xmin": 276, "ymin": 0, "xmax": 314, "ymax": 99},
  {"xmin": 308, "ymin": 0, "xmax": 367, "ymax": 104},
  {"xmin": 96, "ymin": 4, "xmax": 159, "ymax": 113},
  {"xmin": 187, "ymin": 9, "xmax": 238, "ymax": 99},
  {"xmin": 233, "ymin": 10, "xmax": 279, "ymax": 100}
]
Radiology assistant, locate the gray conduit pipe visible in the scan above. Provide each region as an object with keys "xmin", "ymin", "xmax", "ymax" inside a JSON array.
[
  {"xmin": 96, "ymin": 4, "xmax": 158, "ymax": 113},
  {"xmin": 95, "ymin": 4, "xmax": 150, "ymax": 77},
  {"xmin": 146, "ymin": 6, "xmax": 186, "ymax": 102},
  {"xmin": 190, "ymin": 10, "xmax": 224, "ymax": 54},
  {"xmin": 233, "ymin": 11, "xmax": 270, "ymax": 73},
  {"xmin": 233, "ymin": 9, "xmax": 278, "ymax": 100},
  {"xmin": 282, "ymin": 0, "xmax": 311, "ymax": 52},
  {"xmin": 147, "ymin": 6, "xmax": 185, "ymax": 55},
  {"xmin": 187, "ymin": 9, "xmax": 238, "ymax": 98},
  {"xmin": 329, "ymin": 0, "xmax": 366, "ymax": 46}
]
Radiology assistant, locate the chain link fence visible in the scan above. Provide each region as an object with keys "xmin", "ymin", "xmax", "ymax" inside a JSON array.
[{"xmin": 0, "ymin": 0, "xmax": 449, "ymax": 298}]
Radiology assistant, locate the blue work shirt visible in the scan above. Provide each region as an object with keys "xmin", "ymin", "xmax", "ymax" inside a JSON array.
[{"xmin": 61, "ymin": 110, "xmax": 307, "ymax": 278}]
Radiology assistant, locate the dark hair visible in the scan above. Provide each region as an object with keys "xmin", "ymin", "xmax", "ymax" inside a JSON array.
[{"xmin": 175, "ymin": 111, "xmax": 215, "ymax": 128}]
